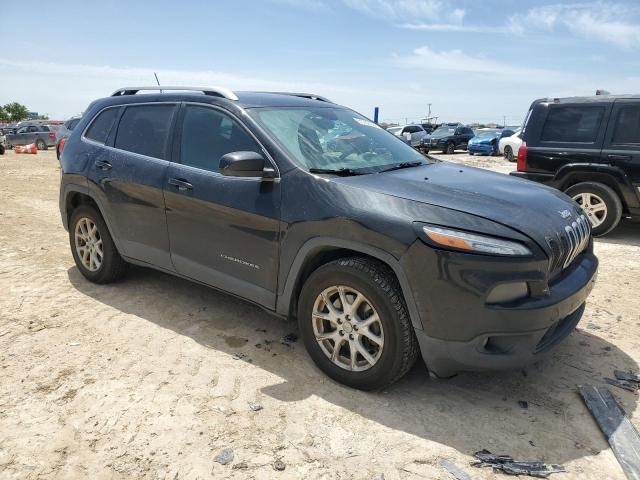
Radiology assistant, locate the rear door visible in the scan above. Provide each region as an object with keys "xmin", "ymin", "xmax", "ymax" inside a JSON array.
[
  {"xmin": 87, "ymin": 102, "xmax": 177, "ymax": 270},
  {"xmin": 163, "ymin": 103, "xmax": 281, "ymax": 308},
  {"xmin": 602, "ymin": 99, "xmax": 640, "ymax": 188}
]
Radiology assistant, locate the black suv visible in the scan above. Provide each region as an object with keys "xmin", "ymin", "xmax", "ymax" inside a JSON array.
[
  {"xmin": 511, "ymin": 95, "xmax": 640, "ymax": 236},
  {"xmin": 421, "ymin": 123, "xmax": 475, "ymax": 154},
  {"xmin": 59, "ymin": 86, "xmax": 597, "ymax": 390}
]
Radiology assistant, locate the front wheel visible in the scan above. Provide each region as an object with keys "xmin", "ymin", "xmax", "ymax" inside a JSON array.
[
  {"xmin": 69, "ymin": 205, "xmax": 127, "ymax": 283},
  {"xmin": 298, "ymin": 257, "xmax": 418, "ymax": 390},
  {"xmin": 444, "ymin": 142, "xmax": 455, "ymax": 154},
  {"xmin": 36, "ymin": 139, "xmax": 47, "ymax": 150},
  {"xmin": 565, "ymin": 182, "xmax": 623, "ymax": 236}
]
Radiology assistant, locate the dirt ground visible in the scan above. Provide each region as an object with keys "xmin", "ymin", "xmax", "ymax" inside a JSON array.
[{"xmin": 1, "ymin": 148, "xmax": 639, "ymax": 480}]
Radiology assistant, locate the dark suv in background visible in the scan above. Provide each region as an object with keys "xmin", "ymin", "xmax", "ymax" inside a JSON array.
[
  {"xmin": 421, "ymin": 123, "xmax": 475, "ymax": 154},
  {"xmin": 59, "ymin": 86, "xmax": 597, "ymax": 390},
  {"xmin": 511, "ymin": 95, "xmax": 640, "ymax": 236}
]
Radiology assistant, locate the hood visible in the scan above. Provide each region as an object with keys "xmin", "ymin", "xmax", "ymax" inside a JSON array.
[
  {"xmin": 333, "ymin": 161, "xmax": 584, "ymax": 252},
  {"xmin": 469, "ymin": 136, "xmax": 497, "ymax": 144}
]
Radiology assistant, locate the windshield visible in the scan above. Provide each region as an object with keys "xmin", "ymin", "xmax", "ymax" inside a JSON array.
[
  {"xmin": 387, "ymin": 126, "xmax": 403, "ymax": 135},
  {"xmin": 475, "ymin": 129, "xmax": 500, "ymax": 138},
  {"xmin": 250, "ymin": 107, "xmax": 427, "ymax": 172},
  {"xmin": 432, "ymin": 126, "xmax": 455, "ymax": 135}
]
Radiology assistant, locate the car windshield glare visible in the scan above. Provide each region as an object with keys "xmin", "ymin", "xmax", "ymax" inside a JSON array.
[
  {"xmin": 476, "ymin": 130, "xmax": 500, "ymax": 138},
  {"xmin": 433, "ymin": 127, "xmax": 455, "ymax": 135},
  {"xmin": 250, "ymin": 107, "xmax": 428, "ymax": 172}
]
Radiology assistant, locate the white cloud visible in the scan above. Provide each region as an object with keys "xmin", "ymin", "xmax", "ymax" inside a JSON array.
[
  {"xmin": 508, "ymin": 2, "xmax": 640, "ymax": 49},
  {"xmin": 394, "ymin": 45, "xmax": 568, "ymax": 82},
  {"xmin": 343, "ymin": 0, "xmax": 464, "ymax": 25},
  {"xmin": 399, "ymin": 22, "xmax": 505, "ymax": 33}
]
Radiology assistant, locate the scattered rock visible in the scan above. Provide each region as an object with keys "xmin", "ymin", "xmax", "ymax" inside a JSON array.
[
  {"xmin": 232, "ymin": 461, "xmax": 248, "ymax": 470},
  {"xmin": 586, "ymin": 322, "xmax": 601, "ymax": 330},
  {"xmin": 248, "ymin": 402, "xmax": 263, "ymax": 412},
  {"xmin": 273, "ymin": 459, "xmax": 286, "ymax": 471},
  {"xmin": 214, "ymin": 448, "xmax": 234, "ymax": 465}
]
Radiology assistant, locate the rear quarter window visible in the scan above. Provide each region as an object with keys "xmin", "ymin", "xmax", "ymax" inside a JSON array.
[
  {"xmin": 541, "ymin": 106, "xmax": 605, "ymax": 143},
  {"xmin": 114, "ymin": 104, "xmax": 176, "ymax": 160},
  {"xmin": 85, "ymin": 107, "xmax": 120, "ymax": 144},
  {"xmin": 611, "ymin": 105, "xmax": 640, "ymax": 144}
]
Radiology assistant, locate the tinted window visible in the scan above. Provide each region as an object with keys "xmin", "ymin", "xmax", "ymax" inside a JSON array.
[
  {"xmin": 612, "ymin": 105, "xmax": 640, "ymax": 144},
  {"xmin": 180, "ymin": 106, "xmax": 261, "ymax": 173},
  {"xmin": 86, "ymin": 107, "xmax": 120, "ymax": 144},
  {"xmin": 66, "ymin": 118, "xmax": 81, "ymax": 131},
  {"xmin": 541, "ymin": 106, "xmax": 605, "ymax": 143},
  {"xmin": 115, "ymin": 104, "xmax": 176, "ymax": 159}
]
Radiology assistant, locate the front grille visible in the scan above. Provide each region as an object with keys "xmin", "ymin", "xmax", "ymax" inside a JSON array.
[{"xmin": 546, "ymin": 214, "xmax": 591, "ymax": 275}]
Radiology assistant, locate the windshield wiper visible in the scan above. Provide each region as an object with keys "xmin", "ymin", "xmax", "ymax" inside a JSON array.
[
  {"xmin": 378, "ymin": 161, "xmax": 424, "ymax": 173},
  {"xmin": 308, "ymin": 167, "xmax": 365, "ymax": 176}
]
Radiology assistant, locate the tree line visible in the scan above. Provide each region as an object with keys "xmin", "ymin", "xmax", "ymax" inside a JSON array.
[{"xmin": 0, "ymin": 103, "xmax": 30, "ymax": 123}]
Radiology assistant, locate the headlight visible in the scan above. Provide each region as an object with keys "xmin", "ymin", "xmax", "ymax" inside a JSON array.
[{"xmin": 422, "ymin": 225, "xmax": 532, "ymax": 256}]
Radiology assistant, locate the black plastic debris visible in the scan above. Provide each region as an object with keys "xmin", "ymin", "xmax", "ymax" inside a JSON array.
[
  {"xmin": 605, "ymin": 377, "xmax": 639, "ymax": 393},
  {"xmin": 518, "ymin": 400, "xmax": 529, "ymax": 409},
  {"xmin": 472, "ymin": 450, "xmax": 566, "ymax": 478},
  {"xmin": 280, "ymin": 333, "xmax": 298, "ymax": 346},
  {"xmin": 615, "ymin": 370, "xmax": 640, "ymax": 383}
]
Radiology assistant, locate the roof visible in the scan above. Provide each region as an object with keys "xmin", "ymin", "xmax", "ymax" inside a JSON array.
[{"xmin": 533, "ymin": 94, "xmax": 640, "ymax": 105}]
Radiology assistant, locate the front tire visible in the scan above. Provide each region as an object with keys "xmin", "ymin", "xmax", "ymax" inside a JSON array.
[
  {"xmin": 298, "ymin": 257, "xmax": 418, "ymax": 390},
  {"xmin": 444, "ymin": 142, "xmax": 455, "ymax": 154},
  {"xmin": 69, "ymin": 205, "xmax": 127, "ymax": 283},
  {"xmin": 504, "ymin": 145, "xmax": 515, "ymax": 162},
  {"xmin": 565, "ymin": 182, "xmax": 623, "ymax": 236}
]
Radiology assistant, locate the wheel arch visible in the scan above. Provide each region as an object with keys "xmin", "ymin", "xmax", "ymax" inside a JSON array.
[
  {"xmin": 277, "ymin": 238, "xmax": 424, "ymax": 331},
  {"xmin": 556, "ymin": 168, "xmax": 633, "ymax": 213}
]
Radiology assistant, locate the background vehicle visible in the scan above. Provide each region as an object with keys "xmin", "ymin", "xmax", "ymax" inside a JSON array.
[
  {"xmin": 59, "ymin": 86, "xmax": 597, "ymax": 390},
  {"xmin": 421, "ymin": 123, "xmax": 474, "ymax": 154},
  {"xmin": 56, "ymin": 116, "xmax": 82, "ymax": 159},
  {"xmin": 499, "ymin": 128, "xmax": 522, "ymax": 162},
  {"xmin": 5, "ymin": 124, "xmax": 56, "ymax": 150},
  {"xmin": 0, "ymin": 132, "xmax": 5, "ymax": 155},
  {"xmin": 387, "ymin": 124, "xmax": 427, "ymax": 148},
  {"xmin": 511, "ymin": 94, "xmax": 640, "ymax": 236},
  {"xmin": 468, "ymin": 128, "xmax": 515, "ymax": 156}
]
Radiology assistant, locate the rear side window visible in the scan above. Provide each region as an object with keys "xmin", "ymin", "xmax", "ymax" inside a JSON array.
[
  {"xmin": 86, "ymin": 108, "xmax": 119, "ymax": 144},
  {"xmin": 114, "ymin": 104, "xmax": 176, "ymax": 159},
  {"xmin": 541, "ymin": 106, "xmax": 605, "ymax": 143},
  {"xmin": 611, "ymin": 105, "xmax": 640, "ymax": 144},
  {"xmin": 66, "ymin": 118, "xmax": 81, "ymax": 131},
  {"xmin": 180, "ymin": 105, "xmax": 261, "ymax": 173}
]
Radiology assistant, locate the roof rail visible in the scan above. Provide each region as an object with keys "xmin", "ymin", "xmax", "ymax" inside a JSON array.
[
  {"xmin": 111, "ymin": 86, "xmax": 238, "ymax": 101},
  {"xmin": 272, "ymin": 92, "xmax": 333, "ymax": 103}
]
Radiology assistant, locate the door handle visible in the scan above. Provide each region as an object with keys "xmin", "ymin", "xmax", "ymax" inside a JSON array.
[
  {"xmin": 168, "ymin": 178, "xmax": 193, "ymax": 191},
  {"xmin": 607, "ymin": 154, "xmax": 631, "ymax": 161},
  {"xmin": 95, "ymin": 160, "xmax": 112, "ymax": 171}
]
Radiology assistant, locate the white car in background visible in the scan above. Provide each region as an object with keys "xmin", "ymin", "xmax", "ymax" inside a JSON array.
[{"xmin": 498, "ymin": 129, "xmax": 522, "ymax": 162}]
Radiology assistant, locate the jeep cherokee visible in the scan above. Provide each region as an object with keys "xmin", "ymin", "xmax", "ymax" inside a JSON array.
[{"xmin": 59, "ymin": 86, "xmax": 598, "ymax": 390}]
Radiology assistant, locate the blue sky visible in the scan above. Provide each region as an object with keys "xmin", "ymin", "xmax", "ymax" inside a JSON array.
[{"xmin": 1, "ymin": 0, "xmax": 639, "ymax": 124}]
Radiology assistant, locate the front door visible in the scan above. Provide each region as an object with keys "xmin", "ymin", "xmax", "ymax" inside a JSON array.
[{"xmin": 164, "ymin": 104, "xmax": 281, "ymax": 308}]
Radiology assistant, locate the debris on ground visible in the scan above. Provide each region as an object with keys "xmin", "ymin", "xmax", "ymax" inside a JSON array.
[
  {"xmin": 214, "ymin": 448, "xmax": 234, "ymax": 465},
  {"xmin": 440, "ymin": 458, "xmax": 479, "ymax": 480},
  {"xmin": 604, "ymin": 377, "xmax": 638, "ymax": 393},
  {"xmin": 579, "ymin": 385, "xmax": 640, "ymax": 480},
  {"xmin": 273, "ymin": 459, "xmax": 286, "ymax": 471},
  {"xmin": 232, "ymin": 352, "xmax": 248, "ymax": 360},
  {"xmin": 518, "ymin": 400, "xmax": 529, "ymax": 409},
  {"xmin": 68, "ymin": 342, "xmax": 80, "ymax": 347},
  {"xmin": 280, "ymin": 333, "xmax": 298, "ymax": 346},
  {"xmin": 248, "ymin": 401, "xmax": 263, "ymax": 412},
  {"xmin": 614, "ymin": 370, "xmax": 640, "ymax": 383},
  {"xmin": 232, "ymin": 461, "xmax": 248, "ymax": 470},
  {"xmin": 472, "ymin": 450, "xmax": 566, "ymax": 478}
]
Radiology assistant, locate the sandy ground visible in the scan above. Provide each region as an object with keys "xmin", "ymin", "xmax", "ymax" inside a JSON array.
[{"xmin": 1, "ymin": 148, "xmax": 639, "ymax": 480}]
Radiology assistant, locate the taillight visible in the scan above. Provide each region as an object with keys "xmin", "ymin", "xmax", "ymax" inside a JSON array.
[
  {"xmin": 517, "ymin": 142, "xmax": 528, "ymax": 171},
  {"xmin": 59, "ymin": 138, "xmax": 67, "ymax": 153},
  {"xmin": 48, "ymin": 132, "xmax": 55, "ymax": 138}
]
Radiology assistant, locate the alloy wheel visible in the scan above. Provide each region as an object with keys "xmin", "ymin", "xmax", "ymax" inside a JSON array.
[
  {"xmin": 312, "ymin": 285, "xmax": 384, "ymax": 371},
  {"xmin": 74, "ymin": 217, "xmax": 103, "ymax": 271},
  {"xmin": 573, "ymin": 192, "xmax": 607, "ymax": 228}
]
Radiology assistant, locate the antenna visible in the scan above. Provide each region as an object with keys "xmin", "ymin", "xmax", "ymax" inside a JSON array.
[{"xmin": 154, "ymin": 72, "xmax": 163, "ymax": 93}]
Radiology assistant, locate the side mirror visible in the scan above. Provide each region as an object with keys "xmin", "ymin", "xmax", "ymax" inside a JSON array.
[{"xmin": 219, "ymin": 151, "xmax": 276, "ymax": 179}]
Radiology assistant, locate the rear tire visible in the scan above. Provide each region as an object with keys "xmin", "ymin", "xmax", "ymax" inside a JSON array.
[
  {"xmin": 36, "ymin": 139, "xmax": 46, "ymax": 150},
  {"xmin": 504, "ymin": 145, "xmax": 515, "ymax": 162},
  {"xmin": 0, "ymin": 145, "xmax": 5, "ymax": 155},
  {"xmin": 444, "ymin": 142, "xmax": 455, "ymax": 154},
  {"xmin": 297, "ymin": 257, "xmax": 418, "ymax": 390},
  {"xmin": 565, "ymin": 182, "xmax": 623, "ymax": 236},
  {"xmin": 69, "ymin": 205, "xmax": 127, "ymax": 283}
]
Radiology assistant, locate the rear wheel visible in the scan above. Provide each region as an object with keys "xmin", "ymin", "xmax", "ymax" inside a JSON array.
[
  {"xmin": 36, "ymin": 139, "xmax": 46, "ymax": 150},
  {"xmin": 444, "ymin": 142, "xmax": 455, "ymax": 154},
  {"xmin": 69, "ymin": 205, "xmax": 127, "ymax": 283},
  {"xmin": 565, "ymin": 182, "xmax": 622, "ymax": 236},
  {"xmin": 0, "ymin": 144, "xmax": 5, "ymax": 155},
  {"xmin": 298, "ymin": 257, "xmax": 418, "ymax": 390},
  {"xmin": 504, "ymin": 145, "xmax": 515, "ymax": 162}
]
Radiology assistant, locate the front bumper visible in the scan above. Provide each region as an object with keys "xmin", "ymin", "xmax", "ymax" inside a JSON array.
[
  {"xmin": 468, "ymin": 143, "xmax": 496, "ymax": 155},
  {"xmin": 401, "ymin": 242, "xmax": 598, "ymax": 377}
]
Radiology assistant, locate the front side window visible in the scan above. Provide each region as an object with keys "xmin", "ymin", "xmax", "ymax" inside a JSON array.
[
  {"xmin": 250, "ymin": 107, "xmax": 427, "ymax": 172},
  {"xmin": 180, "ymin": 105, "xmax": 261, "ymax": 173},
  {"xmin": 541, "ymin": 106, "xmax": 605, "ymax": 143},
  {"xmin": 86, "ymin": 107, "xmax": 120, "ymax": 145},
  {"xmin": 114, "ymin": 104, "xmax": 176, "ymax": 159},
  {"xmin": 611, "ymin": 105, "xmax": 640, "ymax": 144}
]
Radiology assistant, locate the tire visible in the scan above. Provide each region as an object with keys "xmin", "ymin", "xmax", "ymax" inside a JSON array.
[
  {"xmin": 444, "ymin": 142, "xmax": 455, "ymax": 154},
  {"xmin": 36, "ymin": 139, "xmax": 46, "ymax": 150},
  {"xmin": 565, "ymin": 182, "xmax": 623, "ymax": 237},
  {"xmin": 0, "ymin": 145, "xmax": 5, "ymax": 155},
  {"xmin": 69, "ymin": 205, "xmax": 127, "ymax": 283},
  {"xmin": 504, "ymin": 145, "xmax": 515, "ymax": 162},
  {"xmin": 297, "ymin": 257, "xmax": 418, "ymax": 390}
]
